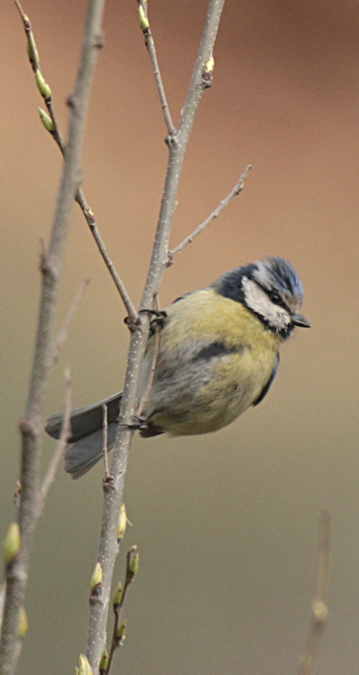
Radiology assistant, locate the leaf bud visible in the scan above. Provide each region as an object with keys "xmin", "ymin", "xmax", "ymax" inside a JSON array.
[
  {"xmin": 99, "ymin": 648, "xmax": 109, "ymax": 674},
  {"xmin": 113, "ymin": 582, "xmax": 123, "ymax": 609},
  {"xmin": 117, "ymin": 619, "xmax": 127, "ymax": 644},
  {"xmin": 312, "ymin": 599, "xmax": 329, "ymax": 624},
  {"xmin": 90, "ymin": 562, "xmax": 103, "ymax": 591},
  {"xmin": 18, "ymin": 606, "xmax": 29, "ymax": 637},
  {"xmin": 127, "ymin": 545, "xmax": 139, "ymax": 579},
  {"xmin": 204, "ymin": 55, "xmax": 215, "ymax": 74},
  {"xmin": 117, "ymin": 503, "xmax": 127, "ymax": 542},
  {"xmin": 77, "ymin": 654, "xmax": 93, "ymax": 675},
  {"xmin": 35, "ymin": 70, "xmax": 52, "ymax": 100},
  {"xmin": 138, "ymin": 5, "xmax": 150, "ymax": 32},
  {"xmin": 27, "ymin": 39, "xmax": 39, "ymax": 66},
  {"xmin": 38, "ymin": 107, "xmax": 54, "ymax": 132},
  {"xmin": 3, "ymin": 522, "xmax": 20, "ymax": 566}
]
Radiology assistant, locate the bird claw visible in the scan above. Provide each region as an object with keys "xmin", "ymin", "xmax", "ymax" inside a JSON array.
[
  {"xmin": 139, "ymin": 308, "xmax": 167, "ymax": 330},
  {"xmin": 118, "ymin": 414, "xmax": 148, "ymax": 432}
]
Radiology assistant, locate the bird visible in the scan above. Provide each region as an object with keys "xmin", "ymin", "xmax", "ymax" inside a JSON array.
[{"xmin": 45, "ymin": 256, "xmax": 310, "ymax": 478}]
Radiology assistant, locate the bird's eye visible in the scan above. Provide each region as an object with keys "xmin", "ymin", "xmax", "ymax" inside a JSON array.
[{"xmin": 269, "ymin": 290, "xmax": 281, "ymax": 304}]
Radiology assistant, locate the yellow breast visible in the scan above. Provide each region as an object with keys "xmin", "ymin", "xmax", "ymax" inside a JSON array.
[{"xmin": 143, "ymin": 289, "xmax": 282, "ymax": 436}]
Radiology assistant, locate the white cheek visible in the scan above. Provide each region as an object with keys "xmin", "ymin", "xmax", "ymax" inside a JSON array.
[{"xmin": 242, "ymin": 278, "xmax": 290, "ymax": 330}]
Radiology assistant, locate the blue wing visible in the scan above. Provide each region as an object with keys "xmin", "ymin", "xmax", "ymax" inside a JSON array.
[{"xmin": 252, "ymin": 354, "xmax": 279, "ymax": 407}]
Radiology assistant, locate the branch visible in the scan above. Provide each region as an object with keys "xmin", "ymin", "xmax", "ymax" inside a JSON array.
[
  {"xmin": 74, "ymin": 198, "xmax": 139, "ymax": 324},
  {"xmin": 105, "ymin": 546, "xmax": 139, "ymax": 674},
  {"xmin": 15, "ymin": 0, "xmax": 138, "ymax": 326},
  {"xmin": 298, "ymin": 510, "xmax": 331, "ymax": 675},
  {"xmin": 52, "ymin": 279, "xmax": 90, "ymax": 362},
  {"xmin": 38, "ymin": 368, "xmax": 72, "ymax": 510},
  {"xmin": 102, "ymin": 404, "xmax": 110, "ymax": 479},
  {"xmin": 85, "ymin": 1, "xmax": 226, "ymax": 670},
  {"xmin": 137, "ymin": 0, "xmax": 175, "ymax": 137},
  {"xmin": 168, "ymin": 164, "xmax": 252, "ymax": 262},
  {"xmin": 0, "ymin": 3, "xmax": 106, "ymax": 674},
  {"xmin": 38, "ymin": 282, "xmax": 87, "ymax": 504}
]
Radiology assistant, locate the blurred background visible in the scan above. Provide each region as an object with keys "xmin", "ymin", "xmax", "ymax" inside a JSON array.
[{"xmin": 1, "ymin": 0, "xmax": 359, "ymax": 673}]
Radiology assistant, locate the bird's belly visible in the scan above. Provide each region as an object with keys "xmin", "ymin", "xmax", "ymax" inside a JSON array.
[{"xmin": 145, "ymin": 348, "xmax": 276, "ymax": 437}]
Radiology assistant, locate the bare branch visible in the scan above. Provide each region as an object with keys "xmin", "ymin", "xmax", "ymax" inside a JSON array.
[
  {"xmin": 0, "ymin": 584, "xmax": 6, "ymax": 635},
  {"xmin": 75, "ymin": 197, "xmax": 139, "ymax": 325},
  {"xmin": 102, "ymin": 404, "xmax": 110, "ymax": 479},
  {"xmin": 137, "ymin": 0, "xmax": 175, "ymax": 137},
  {"xmin": 106, "ymin": 546, "xmax": 138, "ymax": 674},
  {"xmin": 298, "ymin": 510, "xmax": 331, "ymax": 675},
  {"xmin": 53, "ymin": 279, "xmax": 90, "ymax": 362},
  {"xmin": 168, "ymin": 164, "xmax": 252, "ymax": 262},
  {"xmin": 15, "ymin": 1, "xmax": 64, "ymax": 149},
  {"xmin": 0, "ymin": 3, "xmax": 106, "ymax": 673},
  {"xmin": 38, "ymin": 368, "xmax": 73, "ymax": 510},
  {"xmin": 85, "ymin": 2, "xmax": 226, "ymax": 670},
  {"xmin": 16, "ymin": 0, "xmax": 138, "ymax": 325}
]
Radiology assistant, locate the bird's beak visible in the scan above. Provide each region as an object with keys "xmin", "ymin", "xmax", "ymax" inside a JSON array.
[{"xmin": 292, "ymin": 312, "xmax": 311, "ymax": 328}]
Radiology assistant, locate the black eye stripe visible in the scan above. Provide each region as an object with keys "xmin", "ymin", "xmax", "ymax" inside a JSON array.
[
  {"xmin": 268, "ymin": 290, "xmax": 280, "ymax": 302},
  {"xmin": 257, "ymin": 284, "xmax": 289, "ymax": 311}
]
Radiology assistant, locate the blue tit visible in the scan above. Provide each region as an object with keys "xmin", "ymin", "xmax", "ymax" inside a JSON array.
[{"xmin": 46, "ymin": 256, "xmax": 310, "ymax": 478}]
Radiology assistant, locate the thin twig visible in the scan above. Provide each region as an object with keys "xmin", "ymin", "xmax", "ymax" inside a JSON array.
[
  {"xmin": 136, "ymin": 320, "xmax": 161, "ymax": 418},
  {"xmin": 53, "ymin": 279, "xmax": 90, "ymax": 362},
  {"xmin": 106, "ymin": 602, "xmax": 123, "ymax": 674},
  {"xmin": 15, "ymin": 0, "xmax": 138, "ymax": 325},
  {"xmin": 15, "ymin": 2, "xmax": 39, "ymax": 73},
  {"xmin": 15, "ymin": 1, "xmax": 64, "ymax": 149},
  {"xmin": 0, "ymin": 584, "xmax": 6, "ymax": 635},
  {"xmin": 102, "ymin": 404, "xmax": 110, "ymax": 478},
  {"xmin": 38, "ymin": 369, "xmax": 72, "ymax": 510},
  {"xmin": 106, "ymin": 547, "xmax": 138, "ymax": 674},
  {"xmin": 137, "ymin": 0, "xmax": 175, "ymax": 137},
  {"xmin": 74, "ymin": 196, "xmax": 139, "ymax": 324},
  {"xmin": 0, "ymin": 3, "xmax": 106, "ymax": 674},
  {"xmin": 168, "ymin": 164, "xmax": 252, "ymax": 262},
  {"xmin": 298, "ymin": 510, "xmax": 331, "ymax": 675}
]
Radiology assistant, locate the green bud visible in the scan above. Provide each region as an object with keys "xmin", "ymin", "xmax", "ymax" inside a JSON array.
[
  {"xmin": 113, "ymin": 582, "xmax": 123, "ymax": 608},
  {"xmin": 38, "ymin": 107, "xmax": 54, "ymax": 132},
  {"xmin": 99, "ymin": 649, "xmax": 109, "ymax": 674},
  {"xmin": 128, "ymin": 545, "xmax": 139, "ymax": 578},
  {"xmin": 202, "ymin": 54, "xmax": 215, "ymax": 88},
  {"xmin": 117, "ymin": 503, "xmax": 127, "ymax": 542},
  {"xmin": 312, "ymin": 599, "xmax": 329, "ymax": 624},
  {"xmin": 117, "ymin": 619, "xmax": 127, "ymax": 642},
  {"xmin": 91, "ymin": 562, "xmax": 103, "ymax": 590},
  {"xmin": 84, "ymin": 207, "xmax": 95, "ymax": 224},
  {"xmin": 138, "ymin": 5, "xmax": 150, "ymax": 31},
  {"xmin": 35, "ymin": 70, "xmax": 52, "ymax": 100},
  {"xmin": 18, "ymin": 606, "xmax": 29, "ymax": 637},
  {"xmin": 204, "ymin": 55, "xmax": 215, "ymax": 74},
  {"xmin": 77, "ymin": 654, "xmax": 93, "ymax": 675},
  {"xmin": 27, "ymin": 39, "xmax": 39, "ymax": 66},
  {"xmin": 3, "ymin": 522, "xmax": 20, "ymax": 566}
]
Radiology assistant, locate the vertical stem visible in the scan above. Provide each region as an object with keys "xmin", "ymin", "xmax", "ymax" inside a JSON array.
[
  {"xmin": 85, "ymin": 0, "xmax": 226, "ymax": 669},
  {"xmin": 0, "ymin": 2, "xmax": 106, "ymax": 674}
]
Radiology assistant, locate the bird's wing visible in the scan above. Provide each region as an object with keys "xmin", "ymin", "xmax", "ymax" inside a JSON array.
[{"xmin": 252, "ymin": 354, "xmax": 280, "ymax": 407}]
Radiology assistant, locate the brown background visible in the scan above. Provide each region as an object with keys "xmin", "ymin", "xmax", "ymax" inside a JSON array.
[{"xmin": 1, "ymin": 1, "xmax": 359, "ymax": 673}]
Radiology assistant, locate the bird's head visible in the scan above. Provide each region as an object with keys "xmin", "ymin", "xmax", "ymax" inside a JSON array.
[{"xmin": 213, "ymin": 256, "xmax": 310, "ymax": 339}]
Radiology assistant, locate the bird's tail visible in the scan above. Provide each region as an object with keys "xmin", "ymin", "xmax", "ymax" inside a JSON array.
[{"xmin": 45, "ymin": 392, "xmax": 122, "ymax": 479}]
